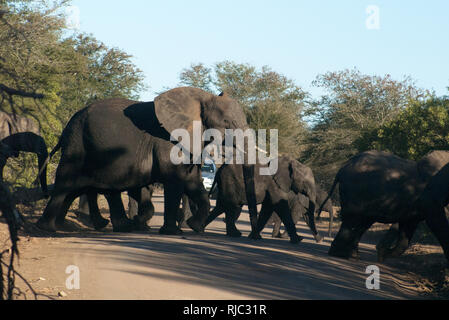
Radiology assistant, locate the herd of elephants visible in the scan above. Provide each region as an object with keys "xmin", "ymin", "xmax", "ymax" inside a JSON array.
[{"xmin": 1, "ymin": 87, "xmax": 449, "ymax": 266}]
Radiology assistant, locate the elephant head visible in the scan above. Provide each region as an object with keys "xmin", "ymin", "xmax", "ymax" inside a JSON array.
[
  {"xmin": 154, "ymin": 87, "xmax": 258, "ymax": 230},
  {"xmin": 273, "ymin": 156, "xmax": 322, "ymax": 242}
]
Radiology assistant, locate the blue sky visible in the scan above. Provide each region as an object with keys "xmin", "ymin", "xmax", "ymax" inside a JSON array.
[{"xmin": 69, "ymin": 0, "xmax": 449, "ymax": 101}]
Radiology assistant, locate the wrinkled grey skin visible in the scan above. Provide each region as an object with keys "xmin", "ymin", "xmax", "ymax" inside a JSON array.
[
  {"xmin": 0, "ymin": 132, "xmax": 49, "ymax": 196},
  {"xmin": 37, "ymin": 87, "xmax": 258, "ymax": 235},
  {"xmin": 205, "ymin": 156, "xmax": 322, "ymax": 244},
  {"xmin": 322, "ymin": 150, "xmax": 449, "ymax": 261}
]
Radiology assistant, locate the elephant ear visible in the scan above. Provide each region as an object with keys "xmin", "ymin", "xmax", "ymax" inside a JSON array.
[{"xmin": 154, "ymin": 87, "xmax": 210, "ymax": 153}]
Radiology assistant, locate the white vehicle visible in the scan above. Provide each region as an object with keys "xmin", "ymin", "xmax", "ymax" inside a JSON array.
[{"xmin": 201, "ymin": 159, "xmax": 216, "ymax": 191}]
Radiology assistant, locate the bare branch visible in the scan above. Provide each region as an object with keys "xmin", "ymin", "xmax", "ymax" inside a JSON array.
[{"xmin": 0, "ymin": 84, "xmax": 44, "ymax": 99}]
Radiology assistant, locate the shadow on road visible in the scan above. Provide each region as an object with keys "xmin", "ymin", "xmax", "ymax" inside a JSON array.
[{"xmin": 74, "ymin": 224, "xmax": 419, "ymax": 299}]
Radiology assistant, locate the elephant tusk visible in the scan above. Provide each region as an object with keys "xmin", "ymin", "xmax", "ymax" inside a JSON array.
[{"xmin": 255, "ymin": 145, "xmax": 268, "ymax": 154}]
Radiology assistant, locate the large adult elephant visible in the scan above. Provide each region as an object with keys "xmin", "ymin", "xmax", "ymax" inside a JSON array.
[
  {"xmin": 0, "ymin": 132, "xmax": 49, "ymax": 195},
  {"xmin": 321, "ymin": 150, "xmax": 449, "ymax": 261},
  {"xmin": 37, "ymin": 87, "xmax": 258, "ymax": 234},
  {"xmin": 205, "ymin": 156, "xmax": 322, "ymax": 243}
]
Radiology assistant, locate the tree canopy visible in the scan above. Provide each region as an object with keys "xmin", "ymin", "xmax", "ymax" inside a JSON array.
[
  {"xmin": 300, "ymin": 69, "xmax": 424, "ymax": 185},
  {"xmin": 356, "ymin": 94, "xmax": 449, "ymax": 160},
  {"xmin": 0, "ymin": 0, "xmax": 146, "ymax": 186}
]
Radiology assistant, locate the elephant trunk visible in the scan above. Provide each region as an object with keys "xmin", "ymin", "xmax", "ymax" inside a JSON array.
[
  {"xmin": 37, "ymin": 150, "xmax": 49, "ymax": 196},
  {"xmin": 242, "ymin": 164, "xmax": 258, "ymax": 235},
  {"xmin": 303, "ymin": 199, "xmax": 322, "ymax": 243}
]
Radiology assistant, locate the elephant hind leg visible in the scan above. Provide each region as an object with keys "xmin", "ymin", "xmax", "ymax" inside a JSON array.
[
  {"xmin": 86, "ymin": 192, "xmax": 109, "ymax": 230},
  {"xmin": 329, "ymin": 212, "xmax": 373, "ymax": 259},
  {"xmin": 37, "ymin": 191, "xmax": 78, "ymax": 232},
  {"xmin": 104, "ymin": 192, "xmax": 133, "ymax": 232},
  {"xmin": 271, "ymin": 200, "xmax": 303, "ymax": 244},
  {"xmin": 159, "ymin": 183, "xmax": 183, "ymax": 235},
  {"xmin": 425, "ymin": 207, "xmax": 449, "ymax": 263},
  {"xmin": 224, "ymin": 206, "xmax": 242, "ymax": 237},
  {"xmin": 136, "ymin": 196, "xmax": 154, "ymax": 229}
]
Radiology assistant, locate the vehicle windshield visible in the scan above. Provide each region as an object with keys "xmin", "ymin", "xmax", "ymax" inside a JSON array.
[{"xmin": 202, "ymin": 164, "xmax": 215, "ymax": 173}]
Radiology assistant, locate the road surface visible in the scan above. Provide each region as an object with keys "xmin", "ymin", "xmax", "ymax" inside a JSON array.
[{"xmin": 15, "ymin": 193, "xmax": 422, "ymax": 300}]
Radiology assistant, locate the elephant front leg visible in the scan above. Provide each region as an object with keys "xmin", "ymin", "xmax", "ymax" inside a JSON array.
[
  {"xmin": 249, "ymin": 200, "xmax": 273, "ymax": 240},
  {"xmin": 329, "ymin": 215, "xmax": 373, "ymax": 260},
  {"xmin": 184, "ymin": 183, "xmax": 210, "ymax": 233},
  {"xmin": 159, "ymin": 183, "xmax": 183, "ymax": 235},
  {"xmin": 37, "ymin": 192, "xmax": 67, "ymax": 232},
  {"xmin": 224, "ymin": 206, "xmax": 242, "ymax": 237}
]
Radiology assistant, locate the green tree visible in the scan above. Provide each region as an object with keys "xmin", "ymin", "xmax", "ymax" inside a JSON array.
[
  {"xmin": 302, "ymin": 69, "xmax": 424, "ymax": 186},
  {"xmin": 356, "ymin": 94, "xmax": 449, "ymax": 160},
  {"xmin": 0, "ymin": 0, "xmax": 146, "ymax": 188},
  {"xmin": 179, "ymin": 63, "xmax": 213, "ymax": 92}
]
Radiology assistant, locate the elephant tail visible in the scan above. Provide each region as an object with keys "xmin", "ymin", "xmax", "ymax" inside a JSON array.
[
  {"xmin": 317, "ymin": 170, "xmax": 340, "ymax": 236},
  {"xmin": 36, "ymin": 138, "xmax": 62, "ymax": 186}
]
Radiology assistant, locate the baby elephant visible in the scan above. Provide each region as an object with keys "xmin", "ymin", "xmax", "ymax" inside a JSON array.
[
  {"xmin": 266, "ymin": 192, "xmax": 309, "ymax": 238},
  {"xmin": 205, "ymin": 156, "xmax": 322, "ymax": 243}
]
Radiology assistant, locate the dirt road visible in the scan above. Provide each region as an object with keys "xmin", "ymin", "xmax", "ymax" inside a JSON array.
[{"xmin": 7, "ymin": 193, "xmax": 434, "ymax": 300}]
